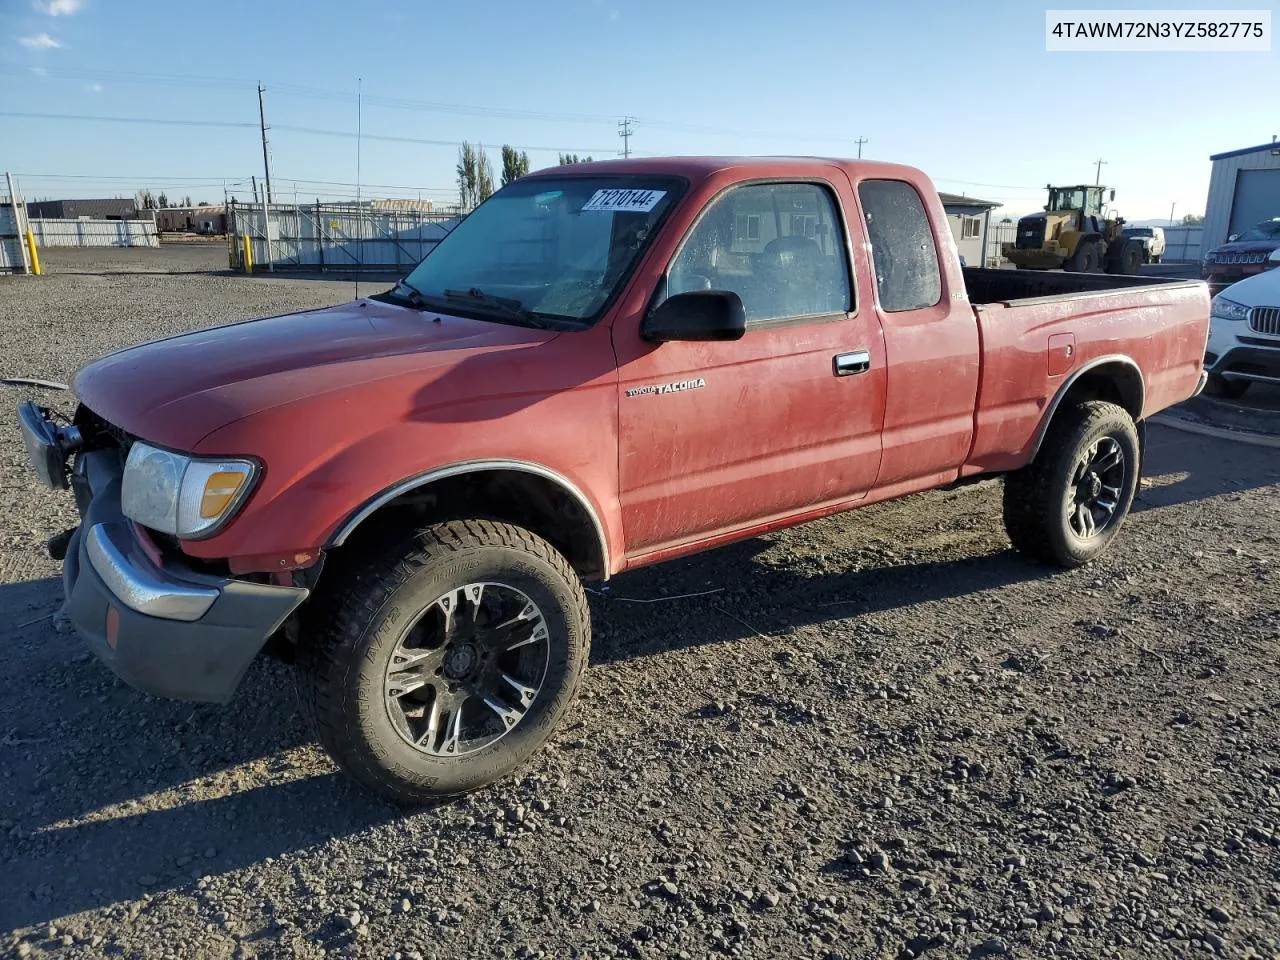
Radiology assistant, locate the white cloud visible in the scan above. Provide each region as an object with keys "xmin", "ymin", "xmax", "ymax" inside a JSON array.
[
  {"xmin": 29, "ymin": 65, "xmax": 48, "ymax": 76},
  {"xmin": 19, "ymin": 32, "xmax": 62, "ymax": 48},
  {"xmin": 38, "ymin": 0, "xmax": 83, "ymax": 15},
  {"xmin": 87, "ymin": 82, "xmax": 102, "ymax": 93}
]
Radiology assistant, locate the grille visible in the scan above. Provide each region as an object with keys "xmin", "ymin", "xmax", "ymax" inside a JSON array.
[
  {"xmin": 73, "ymin": 404, "xmax": 135, "ymax": 455},
  {"xmin": 1249, "ymin": 306, "xmax": 1280, "ymax": 337},
  {"xmin": 1218, "ymin": 252, "xmax": 1268, "ymax": 265},
  {"xmin": 1015, "ymin": 219, "xmax": 1045, "ymax": 250}
]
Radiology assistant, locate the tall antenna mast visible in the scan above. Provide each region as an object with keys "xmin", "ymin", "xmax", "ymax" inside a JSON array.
[
  {"xmin": 257, "ymin": 84, "xmax": 273, "ymax": 204},
  {"xmin": 618, "ymin": 116, "xmax": 634, "ymax": 158},
  {"xmin": 355, "ymin": 77, "xmax": 362, "ymax": 300}
]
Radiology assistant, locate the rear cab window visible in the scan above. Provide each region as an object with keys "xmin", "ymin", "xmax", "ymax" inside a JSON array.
[{"xmin": 857, "ymin": 180, "xmax": 942, "ymax": 313}]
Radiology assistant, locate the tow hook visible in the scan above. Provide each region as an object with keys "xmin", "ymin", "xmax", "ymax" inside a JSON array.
[{"xmin": 46, "ymin": 527, "xmax": 78, "ymax": 562}]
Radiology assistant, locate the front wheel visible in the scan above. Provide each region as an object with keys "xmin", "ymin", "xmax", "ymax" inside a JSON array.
[
  {"xmin": 297, "ymin": 519, "xmax": 591, "ymax": 802},
  {"xmin": 1003, "ymin": 400, "xmax": 1140, "ymax": 568}
]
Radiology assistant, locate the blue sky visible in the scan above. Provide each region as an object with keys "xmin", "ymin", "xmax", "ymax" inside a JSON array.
[{"xmin": 1, "ymin": 0, "xmax": 1275, "ymax": 218}]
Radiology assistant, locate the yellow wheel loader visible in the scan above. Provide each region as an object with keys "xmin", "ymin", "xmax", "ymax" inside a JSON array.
[{"xmin": 1002, "ymin": 185, "xmax": 1145, "ymax": 274}]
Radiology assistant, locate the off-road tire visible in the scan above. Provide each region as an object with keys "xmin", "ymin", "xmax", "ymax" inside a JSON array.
[
  {"xmin": 1206, "ymin": 373, "xmax": 1250, "ymax": 400},
  {"xmin": 1003, "ymin": 400, "xmax": 1140, "ymax": 568},
  {"xmin": 1106, "ymin": 238, "xmax": 1144, "ymax": 275},
  {"xmin": 296, "ymin": 519, "xmax": 591, "ymax": 803},
  {"xmin": 1064, "ymin": 240, "xmax": 1101, "ymax": 273}
]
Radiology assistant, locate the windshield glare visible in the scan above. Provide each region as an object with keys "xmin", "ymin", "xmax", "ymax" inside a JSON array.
[
  {"xmin": 402, "ymin": 176, "xmax": 682, "ymax": 323},
  {"xmin": 1236, "ymin": 221, "xmax": 1280, "ymax": 242}
]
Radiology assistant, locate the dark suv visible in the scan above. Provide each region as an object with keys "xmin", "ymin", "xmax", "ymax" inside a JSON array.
[{"xmin": 1202, "ymin": 218, "xmax": 1280, "ymax": 290}]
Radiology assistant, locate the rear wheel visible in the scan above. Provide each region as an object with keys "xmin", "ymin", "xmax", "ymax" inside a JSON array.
[
  {"xmin": 1003, "ymin": 400, "xmax": 1140, "ymax": 568},
  {"xmin": 1206, "ymin": 374, "xmax": 1250, "ymax": 399},
  {"xmin": 297, "ymin": 519, "xmax": 591, "ymax": 802}
]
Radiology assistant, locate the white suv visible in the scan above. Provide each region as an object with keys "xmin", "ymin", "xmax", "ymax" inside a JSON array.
[
  {"xmin": 1204, "ymin": 268, "xmax": 1280, "ymax": 398},
  {"xmin": 1122, "ymin": 226, "xmax": 1166, "ymax": 264}
]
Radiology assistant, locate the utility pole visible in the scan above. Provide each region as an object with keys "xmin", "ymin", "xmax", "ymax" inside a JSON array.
[
  {"xmin": 618, "ymin": 117, "xmax": 634, "ymax": 158},
  {"xmin": 854, "ymin": 137, "xmax": 868, "ymax": 159},
  {"xmin": 258, "ymin": 83, "xmax": 274, "ymax": 204},
  {"xmin": 1169, "ymin": 201, "xmax": 1177, "ymax": 226},
  {"xmin": 251, "ymin": 175, "xmax": 259, "ymax": 205},
  {"xmin": 1093, "ymin": 158, "xmax": 1107, "ymax": 185}
]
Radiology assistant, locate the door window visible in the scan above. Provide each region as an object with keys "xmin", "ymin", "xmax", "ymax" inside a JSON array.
[
  {"xmin": 858, "ymin": 180, "xmax": 942, "ymax": 313},
  {"xmin": 667, "ymin": 182, "xmax": 851, "ymax": 323}
]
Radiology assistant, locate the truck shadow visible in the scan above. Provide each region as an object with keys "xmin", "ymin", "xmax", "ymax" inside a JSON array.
[{"xmin": 587, "ymin": 542, "xmax": 1048, "ymax": 667}]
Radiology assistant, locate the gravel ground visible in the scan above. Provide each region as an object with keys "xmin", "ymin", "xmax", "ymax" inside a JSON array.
[{"xmin": 2, "ymin": 247, "xmax": 1279, "ymax": 960}]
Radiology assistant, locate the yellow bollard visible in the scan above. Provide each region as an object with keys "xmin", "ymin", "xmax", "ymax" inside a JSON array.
[
  {"xmin": 25, "ymin": 230, "xmax": 40, "ymax": 276},
  {"xmin": 241, "ymin": 233, "xmax": 253, "ymax": 273}
]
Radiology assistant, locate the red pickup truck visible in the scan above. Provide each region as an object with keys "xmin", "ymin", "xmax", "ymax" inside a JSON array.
[{"xmin": 19, "ymin": 157, "xmax": 1209, "ymax": 802}]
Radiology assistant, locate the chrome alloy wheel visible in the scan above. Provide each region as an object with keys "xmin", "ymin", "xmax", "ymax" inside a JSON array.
[
  {"xmin": 383, "ymin": 582, "xmax": 550, "ymax": 757},
  {"xmin": 1067, "ymin": 436, "xmax": 1125, "ymax": 539}
]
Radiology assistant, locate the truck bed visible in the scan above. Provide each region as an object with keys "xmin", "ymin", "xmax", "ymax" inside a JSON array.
[
  {"xmin": 961, "ymin": 265, "xmax": 1196, "ymax": 305},
  {"xmin": 960, "ymin": 266, "xmax": 1210, "ymax": 476}
]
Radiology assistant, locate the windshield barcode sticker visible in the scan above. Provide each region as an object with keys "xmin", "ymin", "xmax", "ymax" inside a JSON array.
[{"xmin": 581, "ymin": 189, "xmax": 666, "ymax": 213}]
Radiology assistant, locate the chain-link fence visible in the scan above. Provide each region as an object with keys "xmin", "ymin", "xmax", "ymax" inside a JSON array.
[{"xmin": 229, "ymin": 201, "xmax": 459, "ymax": 274}]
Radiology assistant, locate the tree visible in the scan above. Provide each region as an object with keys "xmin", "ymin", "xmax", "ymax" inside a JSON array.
[
  {"xmin": 475, "ymin": 145, "xmax": 495, "ymax": 204},
  {"xmin": 136, "ymin": 188, "xmax": 156, "ymax": 210},
  {"xmin": 501, "ymin": 145, "xmax": 530, "ymax": 186},
  {"xmin": 457, "ymin": 141, "xmax": 479, "ymax": 211},
  {"xmin": 557, "ymin": 153, "xmax": 593, "ymax": 165},
  {"xmin": 1182, "ymin": 213, "xmax": 1204, "ymax": 225},
  {"xmin": 182, "ymin": 194, "xmax": 192, "ymax": 207},
  {"xmin": 157, "ymin": 192, "xmax": 169, "ymax": 208},
  {"xmin": 198, "ymin": 201, "xmax": 210, "ymax": 207}
]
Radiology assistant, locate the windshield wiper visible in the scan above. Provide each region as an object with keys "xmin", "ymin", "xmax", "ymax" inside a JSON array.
[
  {"xmin": 385, "ymin": 278, "xmax": 431, "ymax": 309},
  {"xmin": 442, "ymin": 287, "xmax": 555, "ymax": 328}
]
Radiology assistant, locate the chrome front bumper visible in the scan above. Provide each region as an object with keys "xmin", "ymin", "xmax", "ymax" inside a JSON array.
[
  {"xmin": 18, "ymin": 400, "xmax": 310, "ymax": 703},
  {"xmin": 83, "ymin": 521, "xmax": 218, "ymax": 622}
]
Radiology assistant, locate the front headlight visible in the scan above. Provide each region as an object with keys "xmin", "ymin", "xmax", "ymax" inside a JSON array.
[
  {"xmin": 121, "ymin": 442, "xmax": 258, "ymax": 539},
  {"xmin": 1209, "ymin": 295, "xmax": 1250, "ymax": 323},
  {"xmin": 1202, "ymin": 252, "xmax": 1216, "ymax": 264}
]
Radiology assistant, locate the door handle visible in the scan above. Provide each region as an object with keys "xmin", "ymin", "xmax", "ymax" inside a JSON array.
[{"xmin": 833, "ymin": 350, "xmax": 871, "ymax": 377}]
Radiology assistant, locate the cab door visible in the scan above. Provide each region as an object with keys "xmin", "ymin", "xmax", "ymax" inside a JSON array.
[{"xmin": 613, "ymin": 179, "xmax": 887, "ymax": 560}]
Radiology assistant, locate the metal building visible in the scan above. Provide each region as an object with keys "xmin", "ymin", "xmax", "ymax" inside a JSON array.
[
  {"xmin": 1203, "ymin": 141, "xmax": 1280, "ymax": 247},
  {"xmin": 939, "ymin": 193, "xmax": 1000, "ymax": 267},
  {"xmin": 25, "ymin": 198, "xmax": 142, "ymax": 220}
]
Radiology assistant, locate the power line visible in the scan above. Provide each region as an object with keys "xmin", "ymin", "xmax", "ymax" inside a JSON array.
[
  {"xmin": 0, "ymin": 109, "xmax": 255, "ymax": 129},
  {"xmin": 272, "ymin": 123, "xmax": 611, "ymax": 154},
  {"xmin": 1, "ymin": 110, "xmax": 614, "ymax": 154},
  {"xmin": 4, "ymin": 63, "xmax": 871, "ymax": 145}
]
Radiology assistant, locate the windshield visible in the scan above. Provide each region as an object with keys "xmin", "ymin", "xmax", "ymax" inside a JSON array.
[
  {"xmin": 1047, "ymin": 187, "xmax": 1088, "ymax": 212},
  {"xmin": 1235, "ymin": 221, "xmax": 1280, "ymax": 242},
  {"xmin": 400, "ymin": 176, "xmax": 683, "ymax": 325},
  {"xmin": 1124, "ymin": 227, "xmax": 1152, "ymax": 236}
]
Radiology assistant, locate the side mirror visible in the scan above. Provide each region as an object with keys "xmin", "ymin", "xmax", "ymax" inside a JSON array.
[
  {"xmin": 641, "ymin": 290, "xmax": 746, "ymax": 343},
  {"xmin": 1110, "ymin": 189, "xmax": 1116, "ymax": 201}
]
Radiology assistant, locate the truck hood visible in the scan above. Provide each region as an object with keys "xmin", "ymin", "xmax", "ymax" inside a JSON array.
[{"xmin": 73, "ymin": 298, "xmax": 556, "ymax": 449}]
